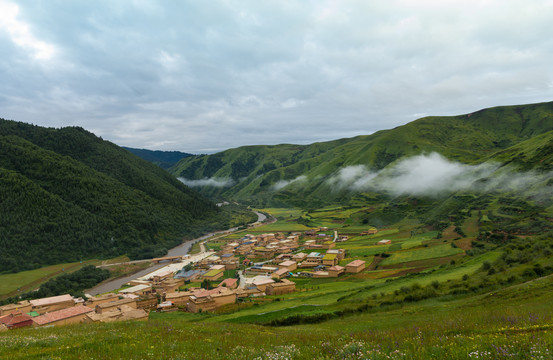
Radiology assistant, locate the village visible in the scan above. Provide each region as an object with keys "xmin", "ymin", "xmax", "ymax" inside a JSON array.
[{"xmin": 0, "ymin": 227, "xmax": 384, "ymax": 331}]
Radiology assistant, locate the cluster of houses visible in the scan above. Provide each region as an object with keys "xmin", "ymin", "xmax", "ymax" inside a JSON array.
[
  {"xmin": 1, "ymin": 227, "xmax": 381, "ymax": 330},
  {"xmin": 0, "ymin": 292, "xmax": 149, "ymax": 331}
]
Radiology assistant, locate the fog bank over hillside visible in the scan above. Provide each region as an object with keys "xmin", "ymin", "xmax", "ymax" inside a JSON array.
[
  {"xmin": 327, "ymin": 152, "xmax": 553, "ymax": 197},
  {"xmin": 178, "ymin": 177, "xmax": 235, "ymax": 188}
]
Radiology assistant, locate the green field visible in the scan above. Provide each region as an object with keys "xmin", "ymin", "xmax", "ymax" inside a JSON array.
[{"xmin": 380, "ymin": 243, "xmax": 465, "ymax": 266}]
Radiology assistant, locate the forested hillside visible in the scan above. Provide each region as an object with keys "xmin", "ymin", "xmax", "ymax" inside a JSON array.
[
  {"xmin": 171, "ymin": 101, "xmax": 553, "ymax": 207},
  {"xmin": 123, "ymin": 147, "xmax": 193, "ymax": 169},
  {"xmin": 0, "ymin": 120, "xmax": 220, "ymax": 273}
]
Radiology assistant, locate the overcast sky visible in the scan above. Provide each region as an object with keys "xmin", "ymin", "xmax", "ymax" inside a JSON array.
[{"xmin": 1, "ymin": 0, "xmax": 552, "ymax": 153}]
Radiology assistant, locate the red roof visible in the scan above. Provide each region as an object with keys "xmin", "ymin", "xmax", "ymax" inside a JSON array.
[
  {"xmin": 0, "ymin": 312, "xmax": 34, "ymax": 329},
  {"xmin": 33, "ymin": 305, "xmax": 93, "ymax": 326}
]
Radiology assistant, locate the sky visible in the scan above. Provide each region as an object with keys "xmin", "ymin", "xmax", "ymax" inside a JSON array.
[{"xmin": 0, "ymin": 0, "xmax": 552, "ymax": 153}]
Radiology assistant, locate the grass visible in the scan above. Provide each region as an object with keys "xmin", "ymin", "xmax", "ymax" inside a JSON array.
[
  {"xmin": 380, "ymin": 243, "xmax": 465, "ymax": 266},
  {"xmin": 0, "ymin": 261, "xmax": 92, "ymax": 298}
]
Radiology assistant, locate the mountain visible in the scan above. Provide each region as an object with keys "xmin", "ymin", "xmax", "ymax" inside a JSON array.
[
  {"xmin": 170, "ymin": 101, "xmax": 553, "ymax": 207},
  {"xmin": 123, "ymin": 147, "xmax": 193, "ymax": 169},
  {"xmin": 0, "ymin": 119, "xmax": 221, "ymax": 273}
]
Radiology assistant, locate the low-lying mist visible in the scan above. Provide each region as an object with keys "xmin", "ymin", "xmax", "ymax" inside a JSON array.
[
  {"xmin": 178, "ymin": 177, "xmax": 235, "ymax": 188},
  {"xmin": 327, "ymin": 152, "xmax": 553, "ymax": 198}
]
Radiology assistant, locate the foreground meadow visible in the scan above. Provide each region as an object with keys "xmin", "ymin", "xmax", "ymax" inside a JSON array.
[{"xmin": 3, "ymin": 274, "xmax": 553, "ymax": 359}]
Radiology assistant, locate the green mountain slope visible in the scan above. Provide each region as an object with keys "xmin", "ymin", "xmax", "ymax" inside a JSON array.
[
  {"xmin": 171, "ymin": 101, "xmax": 553, "ymax": 206},
  {"xmin": 123, "ymin": 147, "xmax": 193, "ymax": 169},
  {"xmin": 0, "ymin": 119, "xmax": 220, "ymax": 273}
]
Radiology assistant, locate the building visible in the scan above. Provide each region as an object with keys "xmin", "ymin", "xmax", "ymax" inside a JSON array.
[
  {"xmin": 0, "ymin": 312, "xmax": 34, "ymax": 329},
  {"xmin": 0, "ymin": 301, "xmax": 32, "ymax": 316},
  {"xmin": 165, "ymin": 292, "xmax": 193, "ymax": 306},
  {"xmin": 32, "ymin": 305, "xmax": 94, "ymax": 327},
  {"xmin": 361, "ymin": 228, "xmax": 378, "ymax": 235},
  {"xmin": 119, "ymin": 284, "xmax": 152, "ymax": 296},
  {"xmin": 152, "ymin": 270, "xmax": 175, "ymax": 282},
  {"xmin": 271, "ymin": 268, "xmax": 289, "ymax": 280},
  {"xmin": 345, "ymin": 260, "xmax": 366, "ymax": 273},
  {"xmin": 326, "ymin": 249, "xmax": 346, "ymax": 261},
  {"xmin": 85, "ymin": 293, "xmax": 120, "ymax": 308},
  {"xmin": 327, "ymin": 265, "xmax": 345, "ymax": 277},
  {"xmin": 187, "ymin": 288, "xmax": 236, "ymax": 313},
  {"xmin": 96, "ymin": 298, "xmax": 137, "ymax": 314},
  {"xmin": 253, "ymin": 278, "xmax": 275, "ymax": 292},
  {"xmin": 85, "ymin": 305, "xmax": 148, "ymax": 323},
  {"xmin": 321, "ymin": 241, "xmax": 336, "ymax": 250},
  {"xmin": 202, "ymin": 265, "xmax": 225, "ymax": 282},
  {"xmin": 265, "ymin": 279, "xmax": 296, "ymax": 296},
  {"xmin": 278, "ymin": 260, "xmax": 297, "ymax": 271},
  {"xmin": 30, "ymin": 294, "xmax": 75, "ymax": 315},
  {"xmin": 322, "ymin": 253, "xmax": 338, "ymax": 266},
  {"xmin": 312, "ymin": 271, "xmax": 330, "ymax": 278},
  {"xmin": 218, "ymin": 278, "xmax": 238, "ymax": 290},
  {"xmin": 377, "ymin": 239, "xmax": 392, "ymax": 245}
]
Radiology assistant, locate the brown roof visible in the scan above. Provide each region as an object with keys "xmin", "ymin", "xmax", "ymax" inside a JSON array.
[
  {"xmin": 33, "ymin": 305, "xmax": 93, "ymax": 326},
  {"xmin": 30, "ymin": 294, "xmax": 73, "ymax": 307},
  {"xmin": 347, "ymin": 260, "xmax": 366, "ymax": 267},
  {"xmin": 328, "ymin": 265, "xmax": 345, "ymax": 271},
  {"xmin": 218, "ymin": 278, "xmax": 238, "ymax": 287}
]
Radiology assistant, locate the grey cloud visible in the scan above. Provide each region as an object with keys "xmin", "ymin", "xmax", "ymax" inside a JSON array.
[{"xmin": 1, "ymin": 1, "xmax": 553, "ymax": 152}]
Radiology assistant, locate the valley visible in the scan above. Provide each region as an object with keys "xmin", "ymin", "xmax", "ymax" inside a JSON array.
[{"xmin": 1, "ymin": 101, "xmax": 553, "ymax": 359}]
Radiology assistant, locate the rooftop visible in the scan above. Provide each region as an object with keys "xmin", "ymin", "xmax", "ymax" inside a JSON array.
[
  {"xmin": 30, "ymin": 294, "xmax": 73, "ymax": 307},
  {"xmin": 33, "ymin": 305, "xmax": 93, "ymax": 326},
  {"xmin": 347, "ymin": 260, "xmax": 366, "ymax": 267}
]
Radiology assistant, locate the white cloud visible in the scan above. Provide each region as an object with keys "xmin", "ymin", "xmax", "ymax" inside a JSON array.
[
  {"xmin": 178, "ymin": 177, "xmax": 235, "ymax": 188},
  {"xmin": 327, "ymin": 152, "xmax": 552, "ymax": 197},
  {"xmin": 271, "ymin": 175, "xmax": 307, "ymax": 191},
  {"xmin": 0, "ymin": 0, "xmax": 55, "ymax": 60}
]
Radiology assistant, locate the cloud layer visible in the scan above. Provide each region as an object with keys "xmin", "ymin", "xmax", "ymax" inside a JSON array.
[{"xmin": 0, "ymin": 1, "xmax": 552, "ymax": 152}]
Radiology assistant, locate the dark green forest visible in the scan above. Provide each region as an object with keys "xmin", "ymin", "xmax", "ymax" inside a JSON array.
[{"xmin": 0, "ymin": 119, "xmax": 234, "ymax": 273}]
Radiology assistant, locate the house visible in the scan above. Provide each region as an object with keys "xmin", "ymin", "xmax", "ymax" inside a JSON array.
[
  {"xmin": 85, "ymin": 293, "xmax": 120, "ymax": 308},
  {"xmin": 96, "ymin": 298, "xmax": 137, "ymax": 314},
  {"xmin": 312, "ymin": 271, "xmax": 330, "ymax": 278},
  {"xmin": 152, "ymin": 270, "xmax": 175, "ymax": 282},
  {"xmin": 321, "ymin": 241, "xmax": 336, "ymax": 250},
  {"xmin": 187, "ymin": 288, "xmax": 236, "ymax": 313},
  {"xmin": 0, "ymin": 300, "xmax": 32, "ymax": 316},
  {"xmin": 265, "ymin": 279, "xmax": 296, "ymax": 296},
  {"xmin": 377, "ymin": 239, "xmax": 392, "ymax": 245},
  {"xmin": 306, "ymin": 252, "xmax": 323, "ymax": 263},
  {"xmin": 271, "ymin": 268, "xmax": 289, "ymax": 280},
  {"xmin": 321, "ymin": 253, "xmax": 338, "ymax": 266},
  {"xmin": 174, "ymin": 269, "xmax": 204, "ymax": 281},
  {"xmin": 85, "ymin": 305, "xmax": 148, "ymax": 323},
  {"xmin": 292, "ymin": 252, "xmax": 307, "ymax": 262},
  {"xmin": 0, "ymin": 312, "xmax": 34, "ymax": 329},
  {"xmin": 304, "ymin": 229, "xmax": 318, "ymax": 236},
  {"xmin": 165, "ymin": 291, "xmax": 193, "ymax": 306},
  {"xmin": 278, "ymin": 260, "xmax": 297, "ymax": 271},
  {"xmin": 119, "ymin": 284, "xmax": 152, "ymax": 296},
  {"xmin": 326, "ymin": 249, "xmax": 346, "ymax": 261},
  {"xmin": 155, "ymin": 278, "xmax": 185, "ymax": 293},
  {"xmin": 253, "ymin": 278, "xmax": 275, "ymax": 292},
  {"xmin": 327, "ymin": 265, "xmax": 345, "ymax": 277},
  {"xmin": 202, "ymin": 265, "xmax": 225, "ymax": 282},
  {"xmin": 30, "ymin": 294, "xmax": 75, "ymax": 315},
  {"xmin": 32, "ymin": 305, "xmax": 94, "ymax": 327},
  {"xmin": 345, "ymin": 260, "xmax": 366, "ymax": 273},
  {"xmin": 361, "ymin": 228, "xmax": 378, "ymax": 235},
  {"xmin": 218, "ymin": 278, "xmax": 238, "ymax": 290}
]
